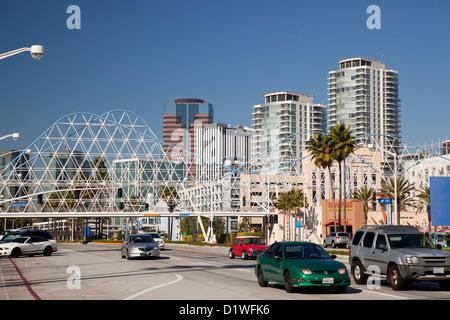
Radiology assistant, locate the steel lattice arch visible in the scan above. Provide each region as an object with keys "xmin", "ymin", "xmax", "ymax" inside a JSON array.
[{"xmin": 1, "ymin": 110, "xmax": 449, "ymax": 222}]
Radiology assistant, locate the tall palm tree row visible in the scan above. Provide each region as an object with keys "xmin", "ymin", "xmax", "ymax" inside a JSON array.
[
  {"xmin": 274, "ymin": 188, "xmax": 305, "ymax": 241},
  {"xmin": 307, "ymin": 123, "xmax": 356, "ymax": 232}
]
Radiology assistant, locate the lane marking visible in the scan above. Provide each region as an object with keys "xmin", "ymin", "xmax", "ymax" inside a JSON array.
[
  {"xmin": 362, "ymin": 289, "xmax": 408, "ymax": 299},
  {"xmin": 8, "ymin": 257, "xmax": 41, "ymax": 300},
  {"xmin": 123, "ymin": 273, "xmax": 183, "ymax": 300}
]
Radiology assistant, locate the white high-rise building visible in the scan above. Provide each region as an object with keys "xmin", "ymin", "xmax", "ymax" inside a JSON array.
[
  {"xmin": 195, "ymin": 123, "xmax": 254, "ymax": 180},
  {"xmin": 328, "ymin": 57, "xmax": 401, "ymax": 141},
  {"xmin": 252, "ymin": 91, "xmax": 327, "ymax": 172}
]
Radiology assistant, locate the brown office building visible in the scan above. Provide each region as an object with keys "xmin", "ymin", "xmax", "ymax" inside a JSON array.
[{"xmin": 163, "ymin": 98, "xmax": 214, "ymax": 178}]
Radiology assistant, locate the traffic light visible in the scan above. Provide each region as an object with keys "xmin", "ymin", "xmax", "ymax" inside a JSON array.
[
  {"xmin": 168, "ymin": 203, "xmax": 174, "ymax": 212},
  {"xmin": 263, "ymin": 216, "xmax": 268, "ymax": 224},
  {"xmin": 145, "ymin": 203, "xmax": 149, "ymax": 211},
  {"xmin": 119, "ymin": 202, "xmax": 124, "ymax": 210},
  {"xmin": 273, "ymin": 214, "xmax": 278, "ymax": 224}
]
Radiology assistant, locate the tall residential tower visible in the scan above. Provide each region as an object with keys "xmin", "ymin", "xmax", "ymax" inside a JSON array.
[
  {"xmin": 252, "ymin": 91, "xmax": 327, "ymax": 172},
  {"xmin": 328, "ymin": 57, "xmax": 401, "ymax": 141}
]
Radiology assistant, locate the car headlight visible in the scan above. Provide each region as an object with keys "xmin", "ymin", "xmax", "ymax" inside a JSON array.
[
  {"xmin": 301, "ymin": 268, "xmax": 312, "ymax": 275},
  {"xmin": 338, "ymin": 268, "xmax": 347, "ymax": 274},
  {"xmin": 406, "ymin": 256, "xmax": 420, "ymax": 264},
  {"xmin": 249, "ymin": 247, "xmax": 253, "ymax": 252}
]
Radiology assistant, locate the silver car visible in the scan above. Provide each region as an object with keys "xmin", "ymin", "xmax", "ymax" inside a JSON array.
[
  {"xmin": 121, "ymin": 234, "xmax": 160, "ymax": 260},
  {"xmin": 323, "ymin": 232, "xmax": 351, "ymax": 248},
  {"xmin": 146, "ymin": 232, "xmax": 165, "ymax": 250}
]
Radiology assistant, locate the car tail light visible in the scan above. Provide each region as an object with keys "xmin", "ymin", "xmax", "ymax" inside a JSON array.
[{"xmin": 336, "ymin": 236, "xmax": 340, "ymax": 239}]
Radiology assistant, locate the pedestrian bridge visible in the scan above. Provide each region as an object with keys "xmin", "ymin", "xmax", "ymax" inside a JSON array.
[{"xmin": 1, "ymin": 110, "xmax": 448, "ymax": 219}]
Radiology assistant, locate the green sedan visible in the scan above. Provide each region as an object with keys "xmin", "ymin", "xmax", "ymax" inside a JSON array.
[{"xmin": 255, "ymin": 241, "xmax": 350, "ymax": 293}]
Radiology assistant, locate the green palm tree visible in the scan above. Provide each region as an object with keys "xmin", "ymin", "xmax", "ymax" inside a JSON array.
[
  {"xmin": 353, "ymin": 186, "xmax": 376, "ymax": 225},
  {"xmin": 307, "ymin": 132, "xmax": 336, "ymax": 232},
  {"xmin": 413, "ymin": 185, "xmax": 431, "ymax": 235},
  {"xmin": 380, "ymin": 176, "xmax": 415, "ymax": 224},
  {"xmin": 274, "ymin": 190, "xmax": 299, "ymax": 240},
  {"xmin": 329, "ymin": 123, "xmax": 356, "ymax": 232}
]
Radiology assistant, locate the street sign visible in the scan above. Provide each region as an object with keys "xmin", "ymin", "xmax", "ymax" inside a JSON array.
[
  {"xmin": 11, "ymin": 203, "xmax": 27, "ymax": 207},
  {"xmin": 296, "ymin": 221, "xmax": 302, "ymax": 228},
  {"xmin": 378, "ymin": 198, "xmax": 392, "ymax": 204},
  {"xmin": 179, "ymin": 213, "xmax": 190, "ymax": 217}
]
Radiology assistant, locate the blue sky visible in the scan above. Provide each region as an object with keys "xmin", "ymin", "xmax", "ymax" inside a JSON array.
[{"xmin": 0, "ymin": 0, "xmax": 449, "ymax": 150}]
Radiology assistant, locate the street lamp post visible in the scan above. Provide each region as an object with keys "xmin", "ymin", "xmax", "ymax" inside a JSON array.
[
  {"xmin": 368, "ymin": 144, "xmax": 399, "ymax": 225},
  {"xmin": 0, "ymin": 133, "xmax": 20, "ymax": 141},
  {"xmin": 0, "ymin": 45, "xmax": 45, "ymax": 60}
]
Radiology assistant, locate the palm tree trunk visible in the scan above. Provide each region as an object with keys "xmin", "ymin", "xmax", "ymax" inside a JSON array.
[
  {"xmin": 338, "ymin": 161, "xmax": 342, "ymax": 232},
  {"xmin": 343, "ymin": 159, "xmax": 347, "ymax": 233},
  {"xmin": 328, "ymin": 167, "xmax": 337, "ymax": 233}
]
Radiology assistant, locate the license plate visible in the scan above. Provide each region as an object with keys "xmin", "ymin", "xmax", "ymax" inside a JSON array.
[
  {"xmin": 322, "ymin": 278, "xmax": 334, "ymax": 284},
  {"xmin": 433, "ymin": 267, "xmax": 444, "ymax": 274}
]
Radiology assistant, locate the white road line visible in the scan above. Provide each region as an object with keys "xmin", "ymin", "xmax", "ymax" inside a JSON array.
[
  {"xmin": 123, "ymin": 273, "xmax": 183, "ymax": 300},
  {"xmin": 362, "ymin": 289, "xmax": 408, "ymax": 299}
]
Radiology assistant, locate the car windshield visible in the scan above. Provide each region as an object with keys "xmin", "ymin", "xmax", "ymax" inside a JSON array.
[
  {"xmin": 388, "ymin": 233, "xmax": 436, "ymax": 249},
  {"xmin": 338, "ymin": 233, "xmax": 350, "ymax": 237},
  {"xmin": 130, "ymin": 236, "xmax": 154, "ymax": 243},
  {"xmin": 2, "ymin": 233, "xmax": 24, "ymax": 241},
  {"xmin": 285, "ymin": 243, "xmax": 331, "ymax": 259},
  {"xmin": 150, "ymin": 233, "xmax": 161, "ymax": 239},
  {"xmin": 242, "ymin": 238, "xmax": 263, "ymax": 245}
]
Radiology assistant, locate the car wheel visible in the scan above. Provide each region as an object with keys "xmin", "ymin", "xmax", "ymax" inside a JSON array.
[
  {"xmin": 388, "ymin": 264, "xmax": 408, "ymax": 290},
  {"xmin": 43, "ymin": 246, "xmax": 53, "ymax": 256},
  {"xmin": 126, "ymin": 250, "xmax": 131, "ymax": 260},
  {"xmin": 241, "ymin": 250, "xmax": 248, "ymax": 260},
  {"xmin": 332, "ymin": 241, "xmax": 336, "ymax": 248},
  {"xmin": 352, "ymin": 260, "xmax": 368, "ymax": 284},
  {"xmin": 228, "ymin": 249, "xmax": 235, "ymax": 259},
  {"xmin": 11, "ymin": 248, "xmax": 21, "ymax": 258},
  {"xmin": 257, "ymin": 266, "xmax": 268, "ymax": 287},
  {"xmin": 284, "ymin": 271, "xmax": 295, "ymax": 293},
  {"xmin": 323, "ymin": 241, "xmax": 328, "ymax": 248}
]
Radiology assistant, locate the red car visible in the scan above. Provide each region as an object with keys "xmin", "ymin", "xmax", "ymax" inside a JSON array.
[{"xmin": 229, "ymin": 236, "xmax": 268, "ymax": 260}]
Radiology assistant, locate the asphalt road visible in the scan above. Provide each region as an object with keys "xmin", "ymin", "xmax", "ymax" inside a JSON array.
[{"xmin": 1, "ymin": 242, "xmax": 450, "ymax": 302}]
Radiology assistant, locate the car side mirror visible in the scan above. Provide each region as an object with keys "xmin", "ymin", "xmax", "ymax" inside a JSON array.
[
  {"xmin": 274, "ymin": 255, "xmax": 282, "ymax": 261},
  {"xmin": 378, "ymin": 244, "xmax": 388, "ymax": 251},
  {"xmin": 330, "ymin": 254, "xmax": 337, "ymax": 260}
]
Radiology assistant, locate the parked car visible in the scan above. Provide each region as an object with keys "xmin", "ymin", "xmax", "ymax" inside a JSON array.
[
  {"xmin": 255, "ymin": 241, "xmax": 350, "ymax": 293},
  {"xmin": 0, "ymin": 236, "xmax": 57, "ymax": 258},
  {"xmin": 0, "ymin": 230, "xmax": 57, "ymax": 254},
  {"xmin": 229, "ymin": 236, "xmax": 267, "ymax": 260},
  {"xmin": 121, "ymin": 234, "xmax": 160, "ymax": 260},
  {"xmin": 146, "ymin": 232, "xmax": 165, "ymax": 250},
  {"xmin": 323, "ymin": 232, "xmax": 351, "ymax": 248},
  {"xmin": 349, "ymin": 225, "xmax": 450, "ymax": 290},
  {"xmin": 0, "ymin": 230, "xmax": 55, "ymax": 243}
]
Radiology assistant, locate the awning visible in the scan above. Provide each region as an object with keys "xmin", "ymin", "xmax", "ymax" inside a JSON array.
[{"xmin": 323, "ymin": 219, "xmax": 352, "ymax": 226}]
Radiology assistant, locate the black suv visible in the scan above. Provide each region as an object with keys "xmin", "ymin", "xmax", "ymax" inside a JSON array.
[{"xmin": 349, "ymin": 225, "xmax": 450, "ymax": 290}]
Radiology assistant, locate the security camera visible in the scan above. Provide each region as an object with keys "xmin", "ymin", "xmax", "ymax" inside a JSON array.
[{"xmin": 30, "ymin": 45, "xmax": 44, "ymax": 60}]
